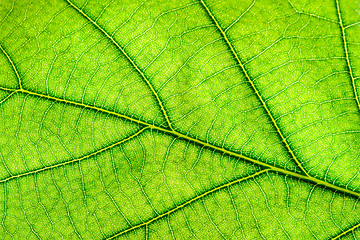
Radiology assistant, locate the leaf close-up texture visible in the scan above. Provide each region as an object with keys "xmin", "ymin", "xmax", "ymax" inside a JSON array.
[{"xmin": 0, "ymin": 0, "xmax": 360, "ymax": 239}]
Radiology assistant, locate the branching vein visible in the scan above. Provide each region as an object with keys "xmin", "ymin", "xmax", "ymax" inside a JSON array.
[
  {"xmin": 1, "ymin": 87, "xmax": 360, "ymax": 201},
  {"xmin": 106, "ymin": 169, "xmax": 269, "ymax": 239},
  {"xmin": 1, "ymin": 2, "xmax": 360, "ymax": 238},
  {"xmin": 65, "ymin": 0, "xmax": 174, "ymax": 130},
  {"xmin": 331, "ymin": 221, "xmax": 360, "ymax": 239},
  {"xmin": 0, "ymin": 127, "xmax": 148, "ymax": 184},
  {"xmin": 0, "ymin": 91, "xmax": 16, "ymax": 105},
  {"xmin": 198, "ymin": 0, "xmax": 311, "ymax": 178},
  {"xmin": 0, "ymin": 33, "xmax": 358, "ymax": 212}
]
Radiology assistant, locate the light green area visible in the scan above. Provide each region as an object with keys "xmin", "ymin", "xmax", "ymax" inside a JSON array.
[{"xmin": 0, "ymin": 0, "xmax": 359, "ymax": 239}]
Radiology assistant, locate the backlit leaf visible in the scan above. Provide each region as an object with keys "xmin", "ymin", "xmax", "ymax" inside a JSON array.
[{"xmin": 0, "ymin": 0, "xmax": 360, "ymax": 239}]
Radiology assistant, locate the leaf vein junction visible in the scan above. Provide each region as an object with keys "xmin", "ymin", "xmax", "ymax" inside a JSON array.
[
  {"xmin": 106, "ymin": 169, "xmax": 270, "ymax": 239},
  {"xmin": 65, "ymin": 0, "xmax": 174, "ymax": 130},
  {"xmin": 0, "ymin": 126, "xmax": 148, "ymax": 184},
  {"xmin": 197, "ymin": 0, "xmax": 311, "ymax": 178},
  {"xmin": 0, "ymin": 87, "xmax": 360, "ymax": 201}
]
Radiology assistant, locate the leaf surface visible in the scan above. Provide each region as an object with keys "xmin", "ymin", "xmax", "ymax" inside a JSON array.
[{"xmin": 0, "ymin": 0, "xmax": 360, "ymax": 239}]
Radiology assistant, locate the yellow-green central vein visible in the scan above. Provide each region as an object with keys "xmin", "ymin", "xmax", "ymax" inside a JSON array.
[
  {"xmin": 198, "ymin": 0, "xmax": 310, "ymax": 178},
  {"xmin": 0, "ymin": 87, "xmax": 359, "ymax": 201}
]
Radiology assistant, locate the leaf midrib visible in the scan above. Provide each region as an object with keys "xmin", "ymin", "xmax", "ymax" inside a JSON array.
[
  {"xmin": 0, "ymin": 0, "xmax": 359, "ymax": 238},
  {"xmin": 0, "ymin": 87, "xmax": 359, "ymax": 201}
]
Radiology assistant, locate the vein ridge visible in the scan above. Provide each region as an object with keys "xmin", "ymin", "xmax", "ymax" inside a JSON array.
[{"xmin": 1, "ymin": 2, "xmax": 360, "ymax": 238}]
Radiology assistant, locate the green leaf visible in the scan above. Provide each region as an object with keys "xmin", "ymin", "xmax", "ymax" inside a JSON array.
[{"xmin": 0, "ymin": 0, "xmax": 360, "ymax": 239}]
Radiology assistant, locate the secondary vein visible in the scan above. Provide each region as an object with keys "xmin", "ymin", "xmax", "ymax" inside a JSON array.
[
  {"xmin": 0, "ymin": 91, "xmax": 16, "ymax": 105},
  {"xmin": 331, "ymin": 221, "xmax": 360, "ymax": 239},
  {"xmin": 65, "ymin": 0, "xmax": 174, "ymax": 130},
  {"xmin": 0, "ymin": 44, "xmax": 22, "ymax": 89},
  {"xmin": 335, "ymin": 0, "xmax": 360, "ymax": 112},
  {"xmin": 197, "ymin": 0, "xmax": 311, "ymax": 178},
  {"xmin": 106, "ymin": 169, "xmax": 270, "ymax": 239},
  {"xmin": 0, "ymin": 127, "xmax": 148, "ymax": 184}
]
